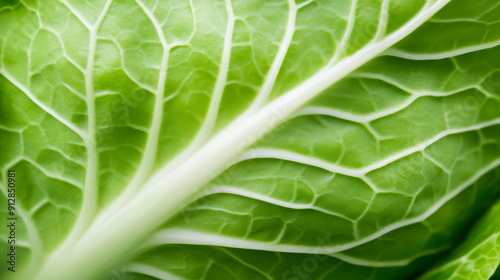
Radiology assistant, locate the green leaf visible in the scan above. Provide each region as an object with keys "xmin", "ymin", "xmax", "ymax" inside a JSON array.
[
  {"xmin": 0, "ymin": 0, "xmax": 499, "ymax": 280},
  {"xmin": 418, "ymin": 199, "xmax": 500, "ymax": 280}
]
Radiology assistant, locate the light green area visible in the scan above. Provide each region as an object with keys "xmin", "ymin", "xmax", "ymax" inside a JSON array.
[
  {"xmin": 419, "ymin": 200, "xmax": 500, "ymax": 280},
  {"xmin": 0, "ymin": 0, "xmax": 499, "ymax": 280}
]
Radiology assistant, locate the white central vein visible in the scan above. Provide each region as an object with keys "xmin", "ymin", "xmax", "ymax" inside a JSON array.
[
  {"xmin": 94, "ymin": 0, "xmax": 450, "ymax": 250},
  {"xmin": 34, "ymin": 1, "xmax": 454, "ymax": 279},
  {"xmin": 83, "ymin": 0, "xmax": 452, "ymax": 252}
]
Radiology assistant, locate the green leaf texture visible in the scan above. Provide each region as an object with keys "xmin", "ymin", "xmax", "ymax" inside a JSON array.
[
  {"xmin": 0, "ymin": 0, "xmax": 500, "ymax": 279},
  {"xmin": 419, "ymin": 199, "xmax": 500, "ymax": 280}
]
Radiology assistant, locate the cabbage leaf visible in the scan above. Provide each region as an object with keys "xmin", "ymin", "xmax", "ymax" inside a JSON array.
[{"xmin": 1, "ymin": 0, "xmax": 500, "ymax": 279}]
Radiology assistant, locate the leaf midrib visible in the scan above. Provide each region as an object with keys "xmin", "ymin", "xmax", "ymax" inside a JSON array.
[
  {"xmin": 4, "ymin": 0, "xmax": 455, "ymax": 279},
  {"xmin": 75, "ymin": 0, "xmax": 451, "ymax": 261}
]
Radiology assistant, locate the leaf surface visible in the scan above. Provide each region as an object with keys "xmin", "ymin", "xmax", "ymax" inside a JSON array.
[{"xmin": 1, "ymin": 0, "xmax": 500, "ymax": 279}]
